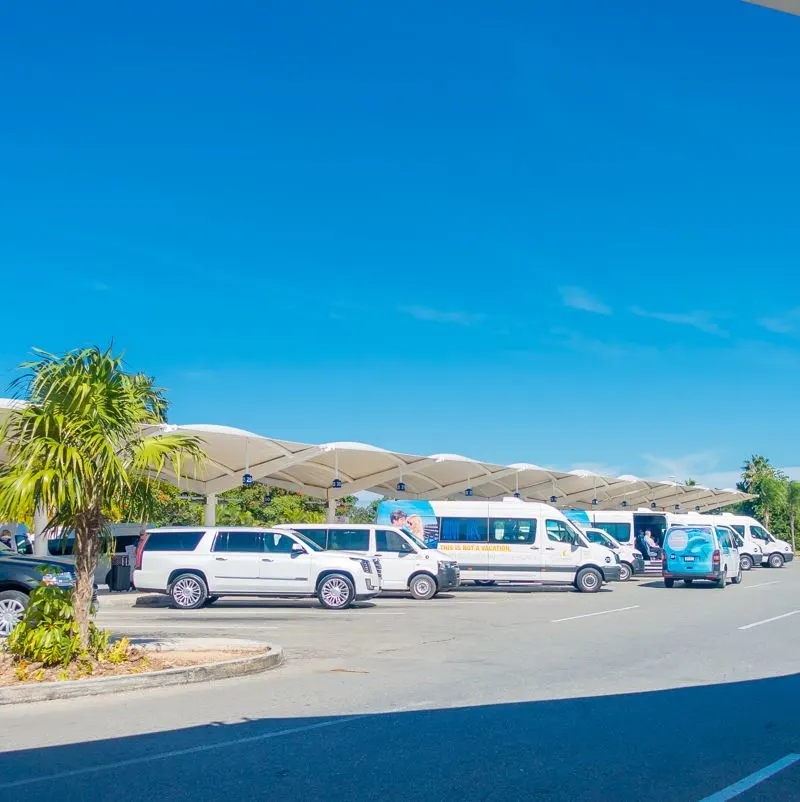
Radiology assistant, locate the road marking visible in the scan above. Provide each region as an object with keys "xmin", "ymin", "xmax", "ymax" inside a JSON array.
[
  {"xmin": 0, "ymin": 717, "xmax": 364, "ymax": 790},
  {"xmin": 551, "ymin": 605, "xmax": 639, "ymax": 623},
  {"xmin": 738, "ymin": 610, "xmax": 800, "ymax": 630},
  {"xmin": 104, "ymin": 622, "xmax": 285, "ymax": 632},
  {"xmin": 741, "ymin": 580, "xmax": 781, "ymax": 590},
  {"xmin": 698, "ymin": 753, "xmax": 800, "ymax": 801}
]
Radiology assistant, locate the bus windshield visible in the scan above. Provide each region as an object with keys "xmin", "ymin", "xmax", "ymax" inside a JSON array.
[
  {"xmin": 566, "ymin": 520, "xmax": 589, "ymax": 547},
  {"xmin": 750, "ymin": 525, "xmax": 774, "ymax": 543}
]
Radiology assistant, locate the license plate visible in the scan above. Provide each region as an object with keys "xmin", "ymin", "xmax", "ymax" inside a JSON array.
[{"xmin": 683, "ymin": 556, "xmax": 695, "ymax": 562}]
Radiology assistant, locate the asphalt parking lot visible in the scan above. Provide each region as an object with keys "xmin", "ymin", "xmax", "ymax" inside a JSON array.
[{"xmin": 2, "ymin": 567, "xmax": 800, "ymax": 801}]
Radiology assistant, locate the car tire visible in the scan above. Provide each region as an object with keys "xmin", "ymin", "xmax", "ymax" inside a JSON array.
[
  {"xmin": 684, "ymin": 579, "xmax": 693, "ymax": 586},
  {"xmin": 409, "ymin": 573, "xmax": 437, "ymax": 600},
  {"xmin": 575, "ymin": 567, "xmax": 602, "ymax": 593},
  {"xmin": 740, "ymin": 554, "xmax": 753, "ymax": 571},
  {"xmin": 664, "ymin": 578, "xmax": 675, "ymax": 588},
  {"xmin": 204, "ymin": 595, "xmax": 220, "ymax": 606},
  {"xmin": 474, "ymin": 580, "xmax": 496, "ymax": 587},
  {"xmin": 732, "ymin": 566, "xmax": 743, "ymax": 585},
  {"xmin": 716, "ymin": 570, "xmax": 727, "ymax": 589},
  {"xmin": 317, "ymin": 573, "xmax": 356, "ymax": 610},
  {"xmin": 768, "ymin": 552, "xmax": 784, "ymax": 569},
  {"xmin": 169, "ymin": 573, "xmax": 208, "ymax": 610},
  {"xmin": 619, "ymin": 562, "xmax": 632, "ymax": 582},
  {"xmin": 0, "ymin": 590, "xmax": 28, "ymax": 637}
]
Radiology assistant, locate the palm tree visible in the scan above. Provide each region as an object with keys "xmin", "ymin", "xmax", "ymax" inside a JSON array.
[
  {"xmin": 787, "ymin": 482, "xmax": 800, "ymax": 552},
  {"xmin": 738, "ymin": 455, "xmax": 774, "ymax": 493},
  {"xmin": 0, "ymin": 347, "xmax": 205, "ymax": 649}
]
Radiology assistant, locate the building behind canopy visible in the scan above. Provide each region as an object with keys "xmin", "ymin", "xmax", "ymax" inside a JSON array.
[{"xmin": 0, "ymin": 398, "xmax": 751, "ymax": 530}]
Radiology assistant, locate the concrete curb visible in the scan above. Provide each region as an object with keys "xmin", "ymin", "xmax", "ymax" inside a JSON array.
[{"xmin": 0, "ymin": 644, "xmax": 283, "ymax": 706}]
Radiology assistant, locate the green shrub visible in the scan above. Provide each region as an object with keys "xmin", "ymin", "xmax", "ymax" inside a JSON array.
[{"xmin": 6, "ymin": 584, "xmax": 110, "ymax": 667}]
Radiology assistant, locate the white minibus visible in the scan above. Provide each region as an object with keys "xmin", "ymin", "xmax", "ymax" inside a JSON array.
[
  {"xmin": 376, "ymin": 498, "xmax": 622, "ymax": 593},
  {"xmin": 709, "ymin": 513, "xmax": 793, "ymax": 569},
  {"xmin": 575, "ymin": 509, "xmax": 668, "ymax": 574}
]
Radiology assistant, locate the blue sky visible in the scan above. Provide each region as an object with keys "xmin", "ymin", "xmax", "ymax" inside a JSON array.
[{"xmin": 1, "ymin": 0, "xmax": 799, "ymax": 489}]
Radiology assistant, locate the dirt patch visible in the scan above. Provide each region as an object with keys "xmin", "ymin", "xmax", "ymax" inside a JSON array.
[{"xmin": 0, "ymin": 647, "xmax": 267, "ymax": 687}]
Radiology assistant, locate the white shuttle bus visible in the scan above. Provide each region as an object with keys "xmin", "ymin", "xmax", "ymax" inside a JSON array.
[
  {"xmin": 376, "ymin": 498, "xmax": 622, "ymax": 593},
  {"xmin": 708, "ymin": 513, "xmax": 793, "ymax": 569},
  {"xmin": 576, "ymin": 509, "xmax": 668, "ymax": 574}
]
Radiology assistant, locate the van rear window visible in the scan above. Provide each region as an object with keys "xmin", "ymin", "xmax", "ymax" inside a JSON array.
[
  {"xmin": 665, "ymin": 527, "xmax": 713, "ymax": 551},
  {"xmin": 143, "ymin": 531, "xmax": 205, "ymax": 551}
]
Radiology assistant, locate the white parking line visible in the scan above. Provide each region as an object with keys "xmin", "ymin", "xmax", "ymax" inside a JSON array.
[
  {"xmin": 105, "ymin": 623, "xmax": 282, "ymax": 632},
  {"xmin": 698, "ymin": 753, "xmax": 800, "ymax": 801},
  {"xmin": 551, "ymin": 605, "xmax": 639, "ymax": 623},
  {"xmin": 0, "ymin": 716, "xmax": 364, "ymax": 790},
  {"xmin": 741, "ymin": 580, "xmax": 781, "ymax": 590},
  {"xmin": 738, "ymin": 611, "xmax": 800, "ymax": 631}
]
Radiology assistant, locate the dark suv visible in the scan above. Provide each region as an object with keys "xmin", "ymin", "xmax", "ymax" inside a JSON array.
[{"xmin": 0, "ymin": 551, "xmax": 77, "ymax": 637}]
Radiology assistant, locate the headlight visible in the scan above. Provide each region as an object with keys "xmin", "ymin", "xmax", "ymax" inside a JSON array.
[{"xmin": 350, "ymin": 558, "xmax": 372, "ymax": 573}]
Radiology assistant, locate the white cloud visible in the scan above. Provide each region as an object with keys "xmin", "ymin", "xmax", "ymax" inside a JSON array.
[
  {"xmin": 758, "ymin": 308, "xmax": 800, "ymax": 335},
  {"xmin": 631, "ymin": 306, "xmax": 727, "ymax": 337},
  {"xmin": 558, "ymin": 286, "xmax": 612, "ymax": 315},
  {"xmin": 641, "ymin": 452, "xmax": 721, "ymax": 483},
  {"xmin": 399, "ymin": 305, "xmax": 486, "ymax": 326}
]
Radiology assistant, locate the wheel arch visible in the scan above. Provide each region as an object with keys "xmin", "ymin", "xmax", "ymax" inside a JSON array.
[
  {"xmin": 0, "ymin": 581, "xmax": 33, "ymax": 595},
  {"xmin": 315, "ymin": 569, "xmax": 356, "ymax": 589},
  {"xmin": 167, "ymin": 568, "xmax": 209, "ymax": 590},
  {"xmin": 407, "ymin": 570, "xmax": 438, "ymax": 590},
  {"xmin": 580, "ymin": 563, "xmax": 607, "ymax": 580}
]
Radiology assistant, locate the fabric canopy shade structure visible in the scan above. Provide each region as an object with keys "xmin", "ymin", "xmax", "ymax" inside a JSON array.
[
  {"xmin": 742, "ymin": 0, "xmax": 800, "ymax": 17},
  {"xmin": 0, "ymin": 398, "xmax": 751, "ymax": 524}
]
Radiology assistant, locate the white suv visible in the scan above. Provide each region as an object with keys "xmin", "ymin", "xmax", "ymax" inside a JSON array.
[{"xmin": 133, "ymin": 527, "xmax": 381, "ymax": 610}]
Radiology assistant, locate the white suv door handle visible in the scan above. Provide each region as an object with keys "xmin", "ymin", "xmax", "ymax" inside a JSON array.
[
  {"xmin": 261, "ymin": 558, "xmax": 273, "ymax": 562},
  {"xmin": 545, "ymin": 547, "xmax": 556, "ymax": 551},
  {"xmin": 215, "ymin": 557, "xmax": 227, "ymax": 561}
]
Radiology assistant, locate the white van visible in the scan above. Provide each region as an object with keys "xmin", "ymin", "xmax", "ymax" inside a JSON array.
[
  {"xmin": 668, "ymin": 513, "xmax": 763, "ymax": 571},
  {"xmin": 376, "ymin": 498, "xmax": 622, "ymax": 593},
  {"xmin": 583, "ymin": 528, "xmax": 644, "ymax": 581},
  {"xmin": 710, "ymin": 513, "xmax": 793, "ymax": 569},
  {"xmin": 276, "ymin": 523, "xmax": 460, "ymax": 600}
]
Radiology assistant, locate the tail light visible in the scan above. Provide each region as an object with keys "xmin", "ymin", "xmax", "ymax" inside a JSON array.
[
  {"xmin": 135, "ymin": 534, "xmax": 149, "ymax": 570},
  {"xmin": 712, "ymin": 549, "xmax": 720, "ymax": 566}
]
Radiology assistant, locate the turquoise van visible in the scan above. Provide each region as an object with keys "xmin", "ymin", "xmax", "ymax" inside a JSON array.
[{"xmin": 662, "ymin": 525, "xmax": 742, "ymax": 588}]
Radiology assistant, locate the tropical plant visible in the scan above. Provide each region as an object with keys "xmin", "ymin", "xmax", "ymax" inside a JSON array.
[
  {"xmin": 786, "ymin": 481, "xmax": 800, "ymax": 552},
  {"xmin": 6, "ymin": 581, "xmax": 108, "ymax": 667},
  {"xmin": 0, "ymin": 346, "xmax": 205, "ymax": 650}
]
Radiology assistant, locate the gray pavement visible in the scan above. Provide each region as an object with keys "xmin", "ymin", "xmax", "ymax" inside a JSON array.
[{"xmin": 2, "ymin": 567, "xmax": 800, "ymax": 800}]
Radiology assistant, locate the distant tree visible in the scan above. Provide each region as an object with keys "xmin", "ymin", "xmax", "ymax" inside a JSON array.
[
  {"xmin": 685, "ymin": 478, "xmax": 697, "ymax": 486},
  {"xmin": 786, "ymin": 482, "xmax": 800, "ymax": 552},
  {"xmin": 347, "ymin": 499, "xmax": 381, "ymax": 524}
]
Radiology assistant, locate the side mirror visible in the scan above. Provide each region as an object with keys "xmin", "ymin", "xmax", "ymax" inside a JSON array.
[{"xmin": 291, "ymin": 544, "xmax": 306, "ymax": 556}]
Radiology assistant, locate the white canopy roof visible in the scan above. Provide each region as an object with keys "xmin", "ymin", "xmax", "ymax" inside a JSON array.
[{"xmin": 0, "ymin": 398, "xmax": 751, "ymax": 513}]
